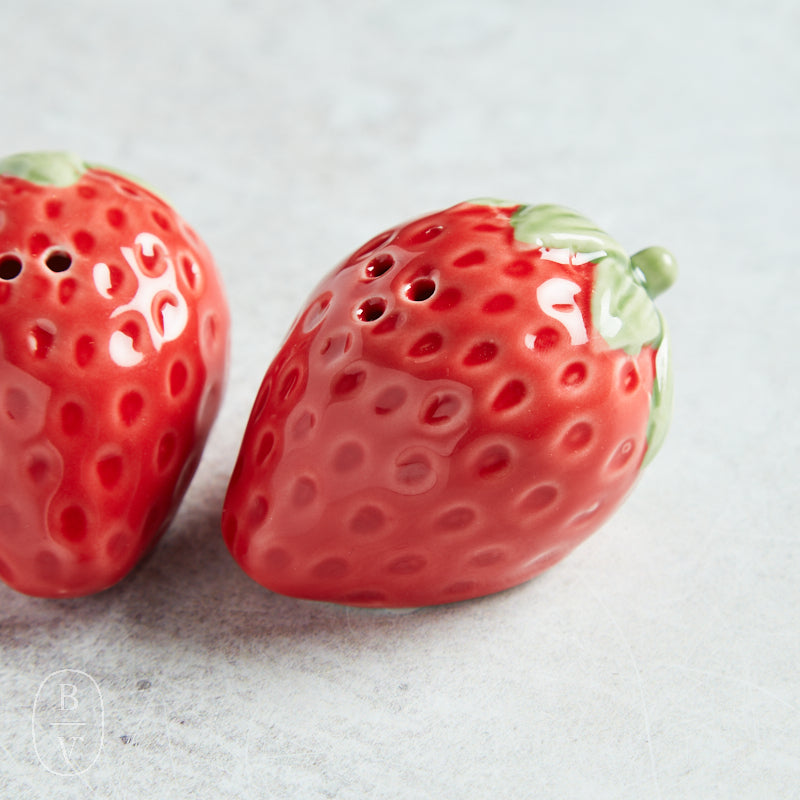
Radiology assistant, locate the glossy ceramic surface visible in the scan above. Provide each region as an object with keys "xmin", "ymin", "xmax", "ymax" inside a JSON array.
[{"xmin": 223, "ymin": 200, "xmax": 675, "ymax": 607}]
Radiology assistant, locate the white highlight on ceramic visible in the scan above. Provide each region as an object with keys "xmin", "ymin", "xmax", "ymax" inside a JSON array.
[
  {"xmin": 108, "ymin": 330, "xmax": 144, "ymax": 367},
  {"xmin": 96, "ymin": 233, "xmax": 189, "ymax": 368},
  {"xmin": 540, "ymin": 247, "xmax": 607, "ymax": 267},
  {"xmin": 655, "ymin": 329, "xmax": 669, "ymax": 393},
  {"xmin": 93, "ymin": 262, "xmax": 112, "ymax": 298},
  {"xmin": 536, "ymin": 278, "xmax": 588, "ymax": 346},
  {"xmin": 598, "ymin": 288, "xmax": 623, "ymax": 339}
]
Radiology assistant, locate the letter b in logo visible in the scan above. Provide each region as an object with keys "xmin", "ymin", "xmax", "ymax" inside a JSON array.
[{"xmin": 33, "ymin": 670, "xmax": 104, "ymax": 776}]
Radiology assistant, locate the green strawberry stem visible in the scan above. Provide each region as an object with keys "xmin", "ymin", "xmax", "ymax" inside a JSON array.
[{"xmin": 630, "ymin": 246, "xmax": 678, "ymax": 299}]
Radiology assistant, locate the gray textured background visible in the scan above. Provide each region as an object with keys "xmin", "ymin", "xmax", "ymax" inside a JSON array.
[{"xmin": 2, "ymin": 1, "xmax": 798, "ymax": 797}]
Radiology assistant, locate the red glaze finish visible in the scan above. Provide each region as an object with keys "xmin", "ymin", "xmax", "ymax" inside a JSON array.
[
  {"xmin": 224, "ymin": 202, "xmax": 656, "ymax": 607},
  {"xmin": 0, "ymin": 163, "xmax": 229, "ymax": 596}
]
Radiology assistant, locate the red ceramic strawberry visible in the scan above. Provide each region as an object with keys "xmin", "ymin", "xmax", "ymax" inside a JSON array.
[
  {"xmin": 0, "ymin": 151, "xmax": 229, "ymax": 597},
  {"xmin": 223, "ymin": 200, "xmax": 675, "ymax": 607}
]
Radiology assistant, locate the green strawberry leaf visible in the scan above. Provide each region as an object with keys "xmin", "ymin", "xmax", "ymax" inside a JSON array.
[
  {"xmin": 473, "ymin": 200, "xmax": 678, "ymax": 467},
  {"xmin": 0, "ymin": 151, "xmax": 89, "ymax": 186}
]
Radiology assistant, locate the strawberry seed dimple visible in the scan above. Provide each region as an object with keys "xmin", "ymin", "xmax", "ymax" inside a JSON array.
[
  {"xmin": 29, "ymin": 322, "xmax": 56, "ymax": 359},
  {"xmin": 303, "ymin": 292, "xmax": 332, "ymax": 331},
  {"xmin": 492, "ymin": 379, "xmax": 526, "ymax": 412},
  {"xmin": 264, "ymin": 547, "xmax": 291, "ymax": 571},
  {"xmin": 28, "ymin": 232, "xmax": 50, "ymax": 257},
  {"xmin": 622, "ymin": 363, "xmax": 640, "ymax": 393},
  {"xmin": 58, "ymin": 278, "xmax": 78, "ymax": 305},
  {"xmin": 482, "ymin": 293, "xmax": 515, "ymax": 313},
  {"xmin": 422, "ymin": 393, "xmax": 461, "ymax": 425},
  {"xmin": 350, "ymin": 505, "xmax": 386, "ymax": 534},
  {"xmin": 106, "ymin": 208, "xmax": 125, "ymax": 228},
  {"xmin": 333, "ymin": 441, "xmax": 365, "ymax": 472},
  {"xmin": 519, "ymin": 484, "xmax": 558, "ymax": 514},
  {"xmin": 157, "ymin": 432, "xmax": 177, "ymax": 471},
  {"xmin": 386, "ymin": 554, "xmax": 427, "ymax": 575},
  {"xmin": 563, "ymin": 421, "xmax": 593, "ymax": 451},
  {"xmin": 374, "ymin": 385, "xmax": 407, "ymax": 415},
  {"xmin": 169, "ymin": 360, "xmax": 188, "ymax": 397},
  {"xmin": 97, "ymin": 455, "xmax": 123, "ymax": 489},
  {"xmin": 279, "ymin": 368, "xmax": 300, "ymax": 401},
  {"xmin": 312, "ymin": 557, "xmax": 350, "ymax": 580},
  {"xmin": 408, "ymin": 331, "xmax": 443, "ymax": 359},
  {"xmin": 60, "ymin": 506, "xmax": 88, "ymax": 543},
  {"xmin": 75, "ymin": 335, "xmax": 95, "ymax": 368},
  {"xmin": 409, "ymin": 224, "xmax": 444, "ymax": 245},
  {"xmin": 453, "ymin": 249, "xmax": 486, "ymax": 268},
  {"xmin": 255, "ymin": 430, "xmax": 275, "ymax": 466},
  {"xmin": 247, "ymin": 495, "xmax": 269, "ymax": 527},
  {"xmin": 119, "ymin": 391, "xmax": 144, "ymax": 426},
  {"xmin": 531, "ymin": 327, "xmax": 559, "ymax": 352},
  {"xmin": 151, "ymin": 210, "xmax": 170, "ymax": 231},
  {"xmin": 464, "ymin": 341, "xmax": 498, "ymax": 366},
  {"xmin": 332, "ymin": 368, "xmax": 367, "ymax": 396},
  {"xmin": 73, "ymin": 230, "xmax": 95, "ymax": 255},
  {"xmin": 610, "ymin": 438, "xmax": 637, "ymax": 469},
  {"xmin": 292, "ymin": 476, "xmax": 317, "ymax": 507},
  {"xmin": 476, "ymin": 444, "xmax": 512, "ymax": 478},
  {"xmin": 60, "ymin": 402, "xmax": 84, "ymax": 435},
  {"xmin": 435, "ymin": 506, "xmax": 476, "ymax": 531},
  {"xmin": 561, "ymin": 362, "xmax": 588, "ymax": 387}
]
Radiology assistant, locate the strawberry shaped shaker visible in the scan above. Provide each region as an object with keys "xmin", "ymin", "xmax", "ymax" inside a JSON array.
[
  {"xmin": 223, "ymin": 200, "xmax": 675, "ymax": 607},
  {"xmin": 0, "ymin": 152, "xmax": 229, "ymax": 597}
]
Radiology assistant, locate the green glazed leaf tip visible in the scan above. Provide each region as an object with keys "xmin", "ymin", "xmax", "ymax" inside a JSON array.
[{"xmin": 0, "ymin": 151, "xmax": 90, "ymax": 186}]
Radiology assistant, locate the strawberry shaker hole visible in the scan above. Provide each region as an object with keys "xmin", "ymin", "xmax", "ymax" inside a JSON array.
[
  {"xmin": 44, "ymin": 249, "xmax": 72, "ymax": 273},
  {"xmin": 356, "ymin": 297, "xmax": 386, "ymax": 322},
  {"xmin": 365, "ymin": 254, "xmax": 394, "ymax": 279},
  {"xmin": 405, "ymin": 277, "xmax": 436, "ymax": 302},
  {"xmin": 0, "ymin": 254, "xmax": 22, "ymax": 280}
]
